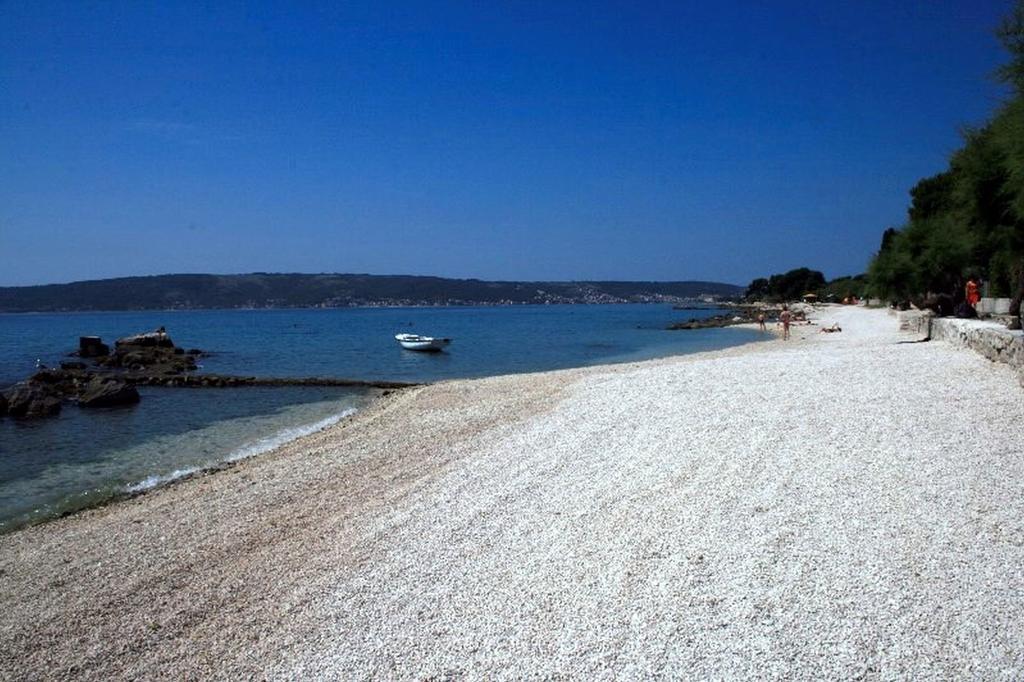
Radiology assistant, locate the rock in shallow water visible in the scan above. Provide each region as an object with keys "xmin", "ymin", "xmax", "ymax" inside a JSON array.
[
  {"xmin": 77, "ymin": 377, "xmax": 140, "ymax": 408},
  {"xmin": 4, "ymin": 383, "xmax": 62, "ymax": 418}
]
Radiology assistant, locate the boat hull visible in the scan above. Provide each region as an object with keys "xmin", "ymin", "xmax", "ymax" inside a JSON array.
[{"xmin": 395, "ymin": 334, "xmax": 451, "ymax": 352}]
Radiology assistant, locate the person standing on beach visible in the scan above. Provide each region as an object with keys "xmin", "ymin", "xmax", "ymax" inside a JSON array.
[
  {"xmin": 966, "ymin": 276, "xmax": 980, "ymax": 309},
  {"xmin": 757, "ymin": 312, "xmax": 766, "ymax": 332},
  {"xmin": 780, "ymin": 305, "xmax": 792, "ymax": 340}
]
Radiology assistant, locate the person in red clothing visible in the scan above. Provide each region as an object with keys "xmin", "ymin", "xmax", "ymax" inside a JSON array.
[{"xmin": 966, "ymin": 277, "xmax": 980, "ymax": 309}]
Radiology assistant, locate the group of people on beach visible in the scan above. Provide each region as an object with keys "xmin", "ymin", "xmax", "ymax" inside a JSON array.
[
  {"xmin": 756, "ymin": 304, "xmax": 846, "ymax": 340},
  {"xmin": 756, "ymin": 306, "xmax": 795, "ymax": 340}
]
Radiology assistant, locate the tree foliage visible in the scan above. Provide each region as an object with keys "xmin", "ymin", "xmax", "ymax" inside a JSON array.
[
  {"xmin": 866, "ymin": 0, "xmax": 1024, "ymax": 301},
  {"xmin": 818, "ymin": 274, "xmax": 867, "ymax": 301},
  {"xmin": 745, "ymin": 268, "xmax": 826, "ymax": 302}
]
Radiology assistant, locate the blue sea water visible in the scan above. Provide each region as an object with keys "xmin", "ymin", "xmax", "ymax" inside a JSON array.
[{"xmin": 0, "ymin": 304, "xmax": 760, "ymax": 531}]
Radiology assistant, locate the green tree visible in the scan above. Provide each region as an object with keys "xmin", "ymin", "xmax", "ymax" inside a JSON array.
[
  {"xmin": 908, "ymin": 172, "xmax": 956, "ymax": 222},
  {"xmin": 745, "ymin": 277, "xmax": 770, "ymax": 300},
  {"xmin": 867, "ymin": 229, "xmax": 918, "ymax": 300},
  {"xmin": 996, "ymin": 0, "xmax": 1024, "ymax": 96},
  {"xmin": 866, "ymin": 0, "xmax": 1024, "ymax": 309}
]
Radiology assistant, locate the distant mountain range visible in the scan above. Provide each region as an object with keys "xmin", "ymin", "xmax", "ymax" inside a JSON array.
[{"xmin": 0, "ymin": 273, "xmax": 744, "ymax": 312}]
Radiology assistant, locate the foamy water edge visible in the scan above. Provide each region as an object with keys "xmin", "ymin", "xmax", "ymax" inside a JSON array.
[{"xmin": 126, "ymin": 407, "xmax": 358, "ymax": 493}]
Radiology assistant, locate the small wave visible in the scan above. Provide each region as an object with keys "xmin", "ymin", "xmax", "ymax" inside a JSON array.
[
  {"xmin": 223, "ymin": 408, "xmax": 356, "ymax": 464},
  {"xmin": 125, "ymin": 407, "xmax": 357, "ymax": 494},
  {"xmin": 127, "ymin": 466, "xmax": 202, "ymax": 493}
]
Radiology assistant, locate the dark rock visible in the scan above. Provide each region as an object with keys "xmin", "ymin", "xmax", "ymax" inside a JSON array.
[
  {"xmin": 955, "ymin": 301, "xmax": 979, "ymax": 319},
  {"xmin": 60, "ymin": 361, "xmax": 87, "ymax": 371},
  {"xmin": 0, "ymin": 392, "xmax": 7, "ymax": 417},
  {"xmin": 79, "ymin": 336, "xmax": 110, "ymax": 358},
  {"xmin": 4, "ymin": 383, "xmax": 62, "ymax": 418},
  {"xmin": 104, "ymin": 330, "xmax": 201, "ymax": 376},
  {"xmin": 921, "ymin": 294, "xmax": 955, "ymax": 317},
  {"xmin": 186, "ymin": 348, "xmax": 203, "ymax": 356},
  {"xmin": 78, "ymin": 377, "xmax": 140, "ymax": 408},
  {"xmin": 118, "ymin": 349, "xmax": 159, "ymax": 368},
  {"xmin": 668, "ymin": 312, "xmax": 754, "ymax": 330},
  {"xmin": 31, "ymin": 369, "xmax": 68, "ymax": 384}
]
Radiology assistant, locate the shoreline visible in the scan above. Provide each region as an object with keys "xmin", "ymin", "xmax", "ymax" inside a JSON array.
[
  {"xmin": 0, "ymin": 395, "xmax": 374, "ymax": 536},
  {"xmin": 0, "ymin": 324, "xmax": 764, "ymax": 535},
  {"xmin": 3, "ymin": 305, "xmax": 1023, "ymax": 677}
]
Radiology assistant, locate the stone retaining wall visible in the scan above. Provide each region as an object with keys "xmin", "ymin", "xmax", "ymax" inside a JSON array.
[
  {"xmin": 895, "ymin": 309, "xmax": 932, "ymax": 341},
  {"xmin": 929, "ymin": 317, "xmax": 1024, "ymax": 382}
]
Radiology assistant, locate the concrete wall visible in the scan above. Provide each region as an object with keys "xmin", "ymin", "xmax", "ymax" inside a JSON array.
[{"xmin": 977, "ymin": 297, "xmax": 1011, "ymax": 316}]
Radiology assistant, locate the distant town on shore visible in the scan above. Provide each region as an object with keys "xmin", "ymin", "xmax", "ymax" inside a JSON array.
[{"xmin": 0, "ymin": 273, "xmax": 744, "ymax": 313}]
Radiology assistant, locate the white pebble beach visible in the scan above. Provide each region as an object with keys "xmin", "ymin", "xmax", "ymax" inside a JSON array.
[{"xmin": 2, "ymin": 305, "xmax": 1023, "ymax": 679}]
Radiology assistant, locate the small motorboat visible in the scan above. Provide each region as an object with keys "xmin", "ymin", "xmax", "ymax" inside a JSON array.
[{"xmin": 394, "ymin": 333, "xmax": 452, "ymax": 352}]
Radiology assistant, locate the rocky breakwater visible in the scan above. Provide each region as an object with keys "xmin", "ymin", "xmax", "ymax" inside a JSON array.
[
  {"xmin": 1, "ymin": 328, "xmax": 418, "ymax": 420},
  {"xmin": 0, "ymin": 330, "xmax": 190, "ymax": 420},
  {"xmin": 668, "ymin": 306, "xmax": 785, "ymax": 330}
]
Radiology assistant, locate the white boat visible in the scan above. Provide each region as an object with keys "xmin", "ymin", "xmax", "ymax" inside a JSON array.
[{"xmin": 394, "ymin": 333, "xmax": 452, "ymax": 352}]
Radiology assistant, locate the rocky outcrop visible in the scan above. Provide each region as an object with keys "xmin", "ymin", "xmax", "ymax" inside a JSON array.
[
  {"xmin": 669, "ymin": 314, "xmax": 749, "ymax": 330},
  {"xmin": 4, "ymin": 328, "xmax": 204, "ymax": 419},
  {"xmin": 4, "ymin": 382, "xmax": 63, "ymax": 418},
  {"xmin": 78, "ymin": 377, "xmax": 140, "ymax": 408},
  {"xmin": 29, "ymin": 369, "xmax": 78, "ymax": 396},
  {"xmin": 3, "ymin": 327, "xmax": 415, "ymax": 421},
  {"xmin": 0, "ymin": 392, "xmax": 7, "ymax": 417},
  {"xmin": 115, "ymin": 332, "xmax": 176, "ymax": 349},
  {"xmin": 92, "ymin": 330, "xmax": 200, "ymax": 374},
  {"xmin": 668, "ymin": 308, "xmax": 775, "ymax": 330}
]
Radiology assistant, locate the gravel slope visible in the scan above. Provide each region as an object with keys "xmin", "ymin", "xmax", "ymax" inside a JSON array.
[{"xmin": 2, "ymin": 306, "xmax": 1023, "ymax": 680}]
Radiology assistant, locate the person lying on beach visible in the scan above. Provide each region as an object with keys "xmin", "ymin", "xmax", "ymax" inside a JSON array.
[{"xmin": 819, "ymin": 323, "xmax": 842, "ymax": 333}]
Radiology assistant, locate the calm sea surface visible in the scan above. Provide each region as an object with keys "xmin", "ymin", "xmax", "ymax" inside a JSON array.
[{"xmin": 0, "ymin": 304, "xmax": 760, "ymax": 531}]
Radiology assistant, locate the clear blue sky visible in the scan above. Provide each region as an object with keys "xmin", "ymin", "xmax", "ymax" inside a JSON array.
[{"xmin": 0, "ymin": 1, "xmax": 1014, "ymax": 286}]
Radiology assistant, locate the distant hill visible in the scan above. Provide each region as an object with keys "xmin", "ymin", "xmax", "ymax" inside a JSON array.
[{"xmin": 0, "ymin": 273, "xmax": 744, "ymax": 312}]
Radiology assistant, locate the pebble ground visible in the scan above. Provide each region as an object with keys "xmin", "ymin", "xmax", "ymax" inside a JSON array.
[{"xmin": 1, "ymin": 306, "xmax": 1022, "ymax": 680}]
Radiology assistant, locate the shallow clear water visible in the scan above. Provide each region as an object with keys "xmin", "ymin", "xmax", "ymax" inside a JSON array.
[
  {"xmin": 0, "ymin": 386, "xmax": 372, "ymax": 531},
  {"xmin": 0, "ymin": 304, "xmax": 759, "ymax": 531}
]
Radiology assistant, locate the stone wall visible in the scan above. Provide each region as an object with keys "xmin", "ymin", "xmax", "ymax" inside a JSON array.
[
  {"xmin": 896, "ymin": 309, "xmax": 933, "ymax": 341},
  {"xmin": 929, "ymin": 317, "xmax": 1024, "ymax": 382}
]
